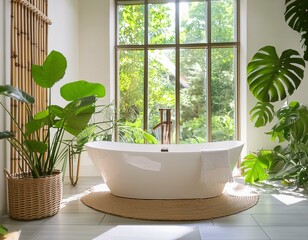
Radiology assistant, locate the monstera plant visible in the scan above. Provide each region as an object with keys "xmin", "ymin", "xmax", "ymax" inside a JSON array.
[
  {"xmin": 241, "ymin": 0, "xmax": 308, "ymax": 187},
  {"xmin": 285, "ymin": 0, "xmax": 308, "ymax": 61}
]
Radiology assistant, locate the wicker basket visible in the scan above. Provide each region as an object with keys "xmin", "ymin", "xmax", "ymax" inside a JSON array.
[{"xmin": 5, "ymin": 170, "xmax": 63, "ymax": 220}]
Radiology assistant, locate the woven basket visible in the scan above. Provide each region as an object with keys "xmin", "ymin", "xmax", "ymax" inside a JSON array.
[{"xmin": 5, "ymin": 170, "xmax": 63, "ymax": 220}]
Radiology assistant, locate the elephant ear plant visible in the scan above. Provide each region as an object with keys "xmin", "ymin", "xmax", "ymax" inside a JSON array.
[
  {"xmin": 0, "ymin": 50, "xmax": 105, "ymax": 178},
  {"xmin": 241, "ymin": 0, "xmax": 308, "ymax": 187}
]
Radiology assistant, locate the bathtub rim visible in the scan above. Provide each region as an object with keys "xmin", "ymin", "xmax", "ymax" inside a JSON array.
[{"xmin": 85, "ymin": 140, "xmax": 244, "ymax": 153}]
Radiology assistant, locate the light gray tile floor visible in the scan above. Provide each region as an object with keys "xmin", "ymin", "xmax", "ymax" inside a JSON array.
[{"xmin": 1, "ymin": 177, "xmax": 308, "ymax": 240}]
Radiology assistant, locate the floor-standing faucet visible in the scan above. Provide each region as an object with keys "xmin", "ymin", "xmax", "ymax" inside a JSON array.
[{"xmin": 153, "ymin": 109, "xmax": 172, "ymax": 144}]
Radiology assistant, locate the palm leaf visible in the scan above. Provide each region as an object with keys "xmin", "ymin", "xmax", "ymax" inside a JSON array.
[
  {"xmin": 285, "ymin": 0, "xmax": 308, "ymax": 60},
  {"xmin": 247, "ymin": 46, "xmax": 305, "ymax": 102},
  {"xmin": 249, "ymin": 101, "xmax": 274, "ymax": 127}
]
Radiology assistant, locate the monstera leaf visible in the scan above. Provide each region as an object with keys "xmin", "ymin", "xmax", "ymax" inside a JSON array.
[
  {"xmin": 288, "ymin": 103, "xmax": 308, "ymax": 143},
  {"xmin": 247, "ymin": 46, "xmax": 305, "ymax": 102},
  {"xmin": 269, "ymin": 101, "xmax": 308, "ymax": 143},
  {"xmin": 250, "ymin": 101, "xmax": 275, "ymax": 127},
  {"xmin": 241, "ymin": 150, "xmax": 273, "ymax": 183},
  {"xmin": 285, "ymin": 0, "xmax": 308, "ymax": 60}
]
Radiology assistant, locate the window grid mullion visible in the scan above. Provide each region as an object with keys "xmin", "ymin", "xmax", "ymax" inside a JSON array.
[
  {"xmin": 144, "ymin": 0, "xmax": 149, "ymax": 134},
  {"xmin": 175, "ymin": 0, "xmax": 180, "ymax": 144},
  {"xmin": 206, "ymin": 0, "xmax": 212, "ymax": 142}
]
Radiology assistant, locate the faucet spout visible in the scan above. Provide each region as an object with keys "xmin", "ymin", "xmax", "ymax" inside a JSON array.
[{"xmin": 153, "ymin": 109, "xmax": 172, "ymax": 144}]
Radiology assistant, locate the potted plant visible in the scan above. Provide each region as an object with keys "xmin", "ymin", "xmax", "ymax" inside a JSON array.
[
  {"xmin": 0, "ymin": 50, "xmax": 105, "ymax": 219},
  {"xmin": 241, "ymin": 0, "xmax": 308, "ymax": 187}
]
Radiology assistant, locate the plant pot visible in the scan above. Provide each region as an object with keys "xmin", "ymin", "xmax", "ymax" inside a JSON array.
[{"xmin": 5, "ymin": 170, "xmax": 63, "ymax": 220}]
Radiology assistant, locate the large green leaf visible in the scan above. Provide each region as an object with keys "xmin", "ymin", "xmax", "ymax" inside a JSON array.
[
  {"xmin": 249, "ymin": 101, "xmax": 274, "ymax": 127},
  {"xmin": 0, "ymin": 225, "xmax": 8, "ymax": 235},
  {"xmin": 0, "ymin": 85, "xmax": 34, "ymax": 103},
  {"xmin": 54, "ymin": 97, "xmax": 97, "ymax": 136},
  {"xmin": 25, "ymin": 112, "xmax": 54, "ymax": 136},
  {"xmin": 32, "ymin": 50, "xmax": 67, "ymax": 88},
  {"xmin": 48, "ymin": 105, "xmax": 65, "ymax": 118},
  {"xmin": 285, "ymin": 0, "xmax": 308, "ymax": 60},
  {"xmin": 24, "ymin": 140, "xmax": 48, "ymax": 154},
  {"xmin": 269, "ymin": 101, "xmax": 308, "ymax": 142},
  {"xmin": 247, "ymin": 46, "xmax": 305, "ymax": 102},
  {"xmin": 290, "ymin": 104, "xmax": 308, "ymax": 142},
  {"xmin": 73, "ymin": 125, "xmax": 97, "ymax": 153},
  {"xmin": 60, "ymin": 80, "xmax": 106, "ymax": 101},
  {"xmin": 271, "ymin": 101, "xmax": 300, "ymax": 136},
  {"xmin": 241, "ymin": 150, "xmax": 273, "ymax": 183}
]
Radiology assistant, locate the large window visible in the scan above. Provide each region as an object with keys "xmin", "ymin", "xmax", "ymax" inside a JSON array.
[{"xmin": 115, "ymin": 0, "xmax": 239, "ymax": 143}]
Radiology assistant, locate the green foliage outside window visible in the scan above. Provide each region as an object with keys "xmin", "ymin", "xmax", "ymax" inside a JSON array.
[{"xmin": 117, "ymin": 0, "xmax": 237, "ymax": 143}]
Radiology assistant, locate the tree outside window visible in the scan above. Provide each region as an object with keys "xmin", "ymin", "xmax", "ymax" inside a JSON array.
[{"xmin": 116, "ymin": 0, "xmax": 239, "ymax": 143}]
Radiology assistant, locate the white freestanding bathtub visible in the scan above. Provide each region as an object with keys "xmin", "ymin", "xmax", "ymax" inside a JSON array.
[{"xmin": 85, "ymin": 141, "xmax": 244, "ymax": 199}]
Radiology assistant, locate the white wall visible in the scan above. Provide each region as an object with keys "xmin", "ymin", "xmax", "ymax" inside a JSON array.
[
  {"xmin": 77, "ymin": 0, "xmax": 115, "ymax": 176},
  {"xmin": 48, "ymin": 0, "xmax": 79, "ymax": 107},
  {"xmin": 0, "ymin": 0, "xmax": 6, "ymax": 216},
  {"xmin": 76, "ymin": 0, "xmax": 115, "ymax": 176},
  {"xmin": 0, "ymin": 0, "xmax": 10, "ymax": 216},
  {"xmin": 78, "ymin": 0, "xmax": 115, "ymax": 104},
  {"xmin": 48, "ymin": 0, "xmax": 115, "ymax": 176},
  {"xmin": 242, "ymin": 0, "xmax": 308, "ymax": 153}
]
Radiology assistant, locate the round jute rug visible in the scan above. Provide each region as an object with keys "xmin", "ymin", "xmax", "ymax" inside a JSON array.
[{"xmin": 81, "ymin": 183, "xmax": 258, "ymax": 221}]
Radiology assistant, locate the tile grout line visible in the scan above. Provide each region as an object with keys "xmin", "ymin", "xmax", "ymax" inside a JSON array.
[{"xmin": 250, "ymin": 214, "xmax": 272, "ymax": 240}]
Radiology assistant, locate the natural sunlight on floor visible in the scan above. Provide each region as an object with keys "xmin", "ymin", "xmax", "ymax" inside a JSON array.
[
  {"xmin": 60, "ymin": 183, "xmax": 109, "ymax": 209},
  {"xmin": 272, "ymin": 193, "xmax": 308, "ymax": 205},
  {"xmin": 92, "ymin": 226, "xmax": 196, "ymax": 240}
]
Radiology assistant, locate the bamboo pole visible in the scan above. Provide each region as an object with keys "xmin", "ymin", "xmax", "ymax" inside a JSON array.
[
  {"xmin": 10, "ymin": 0, "xmax": 50, "ymax": 173},
  {"xmin": 16, "ymin": 2, "xmax": 21, "ymax": 173},
  {"xmin": 21, "ymin": 4, "xmax": 25, "ymax": 171},
  {"xmin": 11, "ymin": 2, "xmax": 16, "ymax": 173}
]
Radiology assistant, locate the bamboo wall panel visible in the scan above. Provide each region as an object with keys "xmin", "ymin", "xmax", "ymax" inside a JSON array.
[{"xmin": 10, "ymin": 0, "xmax": 51, "ymax": 173}]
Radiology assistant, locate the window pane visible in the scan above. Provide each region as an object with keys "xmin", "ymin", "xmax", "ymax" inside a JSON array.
[
  {"xmin": 116, "ymin": 0, "xmax": 239, "ymax": 143},
  {"xmin": 211, "ymin": 48, "xmax": 236, "ymax": 141},
  {"xmin": 149, "ymin": 49, "xmax": 176, "ymax": 142},
  {"xmin": 211, "ymin": 0, "xmax": 236, "ymax": 42},
  {"xmin": 180, "ymin": 49, "xmax": 207, "ymax": 143},
  {"xmin": 118, "ymin": 50, "xmax": 144, "ymax": 142},
  {"xmin": 118, "ymin": 4, "xmax": 144, "ymax": 45},
  {"xmin": 149, "ymin": 3, "xmax": 175, "ymax": 44},
  {"xmin": 180, "ymin": 1, "xmax": 207, "ymax": 44}
]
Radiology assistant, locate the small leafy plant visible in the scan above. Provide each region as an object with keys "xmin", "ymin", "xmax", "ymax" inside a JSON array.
[
  {"xmin": 241, "ymin": 0, "xmax": 308, "ymax": 187},
  {"xmin": 0, "ymin": 225, "xmax": 8, "ymax": 236},
  {"xmin": 0, "ymin": 50, "xmax": 105, "ymax": 178}
]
